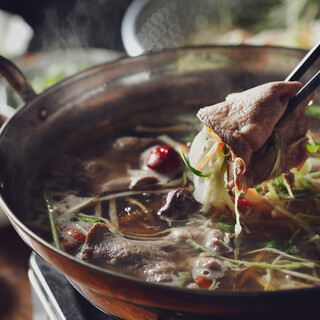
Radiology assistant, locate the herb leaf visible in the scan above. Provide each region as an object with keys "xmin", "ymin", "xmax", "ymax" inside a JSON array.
[
  {"xmin": 217, "ymin": 222, "xmax": 234, "ymax": 233},
  {"xmin": 307, "ymin": 142, "xmax": 320, "ymax": 153},
  {"xmin": 256, "ymin": 240, "xmax": 300, "ymax": 255},
  {"xmin": 180, "ymin": 149, "xmax": 211, "ymax": 178},
  {"xmin": 78, "ymin": 216, "xmax": 101, "ymax": 223}
]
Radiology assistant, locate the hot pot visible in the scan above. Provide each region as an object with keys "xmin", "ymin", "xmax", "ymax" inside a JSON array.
[{"xmin": 0, "ymin": 46, "xmax": 319, "ymax": 320}]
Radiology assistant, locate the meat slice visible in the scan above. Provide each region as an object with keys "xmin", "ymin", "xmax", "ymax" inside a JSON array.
[
  {"xmin": 197, "ymin": 81, "xmax": 314, "ymax": 190},
  {"xmin": 190, "ymin": 253, "xmax": 227, "ymax": 285},
  {"xmin": 157, "ymin": 188, "xmax": 201, "ymax": 220},
  {"xmin": 80, "ymin": 223, "xmax": 229, "ymax": 287},
  {"xmin": 81, "ymin": 223, "xmax": 177, "ymax": 283}
]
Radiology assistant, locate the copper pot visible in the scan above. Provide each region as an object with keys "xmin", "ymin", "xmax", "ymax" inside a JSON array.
[{"xmin": 0, "ymin": 46, "xmax": 319, "ymax": 320}]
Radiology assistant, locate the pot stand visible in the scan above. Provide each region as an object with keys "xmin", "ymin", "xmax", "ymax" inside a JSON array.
[{"xmin": 28, "ymin": 252, "xmax": 117, "ymax": 320}]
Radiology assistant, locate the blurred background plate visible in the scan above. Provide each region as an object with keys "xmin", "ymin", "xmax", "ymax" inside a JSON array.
[{"xmin": 121, "ymin": 0, "xmax": 320, "ymax": 56}]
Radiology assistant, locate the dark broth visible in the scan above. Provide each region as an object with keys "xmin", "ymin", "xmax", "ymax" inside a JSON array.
[{"xmin": 27, "ymin": 110, "xmax": 320, "ymax": 292}]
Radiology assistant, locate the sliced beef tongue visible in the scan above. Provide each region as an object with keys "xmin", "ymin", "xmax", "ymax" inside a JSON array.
[
  {"xmin": 197, "ymin": 81, "xmax": 314, "ymax": 190},
  {"xmin": 157, "ymin": 188, "xmax": 201, "ymax": 220},
  {"xmin": 80, "ymin": 223, "xmax": 177, "ymax": 283},
  {"xmin": 80, "ymin": 223, "xmax": 229, "ymax": 287}
]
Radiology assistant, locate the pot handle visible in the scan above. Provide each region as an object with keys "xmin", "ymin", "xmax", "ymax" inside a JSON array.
[{"xmin": 0, "ymin": 55, "xmax": 36, "ymax": 103}]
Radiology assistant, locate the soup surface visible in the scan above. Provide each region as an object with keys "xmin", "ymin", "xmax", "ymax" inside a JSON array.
[{"xmin": 27, "ymin": 100, "xmax": 320, "ymax": 292}]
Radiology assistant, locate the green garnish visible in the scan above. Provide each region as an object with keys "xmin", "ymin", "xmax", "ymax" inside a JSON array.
[
  {"xmin": 180, "ymin": 149, "xmax": 211, "ymax": 178},
  {"xmin": 78, "ymin": 216, "xmax": 101, "ymax": 223},
  {"xmin": 307, "ymin": 142, "xmax": 320, "ymax": 153},
  {"xmin": 220, "ymin": 145, "xmax": 230, "ymax": 171},
  {"xmin": 298, "ymin": 179, "xmax": 312, "ymax": 188},
  {"xmin": 256, "ymin": 240, "xmax": 299, "ymax": 255},
  {"xmin": 256, "ymin": 240, "xmax": 278, "ymax": 249},
  {"xmin": 215, "ymin": 254, "xmax": 315, "ymax": 270},
  {"xmin": 187, "ymin": 239, "xmax": 207, "ymax": 253},
  {"xmin": 44, "ymin": 193, "xmax": 60, "ymax": 249},
  {"xmin": 217, "ymin": 222, "xmax": 234, "ymax": 233},
  {"xmin": 285, "ymin": 245, "xmax": 299, "ymax": 255},
  {"xmin": 273, "ymin": 135, "xmax": 278, "ymax": 153}
]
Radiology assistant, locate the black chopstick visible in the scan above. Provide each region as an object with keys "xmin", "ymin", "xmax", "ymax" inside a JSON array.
[
  {"xmin": 285, "ymin": 40, "xmax": 320, "ymax": 81},
  {"xmin": 279, "ymin": 41, "xmax": 320, "ymax": 121},
  {"xmin": 280, "ymin": 70, "xmax": 320, "ymax": 121}
]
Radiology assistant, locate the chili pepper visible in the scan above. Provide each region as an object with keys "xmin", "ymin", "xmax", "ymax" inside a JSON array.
[
  {"xmin": 61, "ymin": 228, "xmax": 86, "ymax": 254},
  {"xmin": 194, "ymin": 275, "xmax": 212, "ymax": 289}
]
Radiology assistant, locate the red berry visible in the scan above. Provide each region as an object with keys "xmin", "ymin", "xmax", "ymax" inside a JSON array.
[
  {"xmin": 146, "ymin": 145, "xmax": 181, "ymax": 173},
  {"xmin": 66, "ymin": 228, "xmax": 86, "ymax": 242},
  {"xmin": 61, "ymin": 228, "xmax": 86, "ymax": 254}
]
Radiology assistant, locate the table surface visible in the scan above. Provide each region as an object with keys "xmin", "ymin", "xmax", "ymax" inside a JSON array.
[{"xmin": 0, "ymin": 223, "xmax": 32, "ymax": 320}]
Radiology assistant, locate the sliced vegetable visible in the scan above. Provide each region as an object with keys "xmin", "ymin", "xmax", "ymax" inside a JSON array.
[
  {"xmin": 186, "ymin": 239, "xmax": 207, "ymax": 253},
  {"xmin": 78, "ymin": 216, "xmax": 101, "ymax": 223},
  {"xmin": 44, "ymin": 193, "xmax": 60, "ymax": 249},
  {"xmin": 181, "ymin": 149, "xmax": 211, "ymax": 178},
  {"xmin": 307, "ymin": 142, "xmax": 320, "ymax": 153},
  {"xmin": 234, "ymin": 191, "xmax": 242, "ymax": 238},
  {"xmin": 216, "ymin": 254, "xmax": 315, "ymax": 270},
  {"xmin": 216, "ymin": 222, "xmax": 234, "ymax": 233}
]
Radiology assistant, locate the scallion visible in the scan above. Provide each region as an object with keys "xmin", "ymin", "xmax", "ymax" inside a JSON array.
[
  {"xmin": 78, "ymin": 216, "xmax": 101, "ymax": 223},
  {"xmin": 180, "ymin": 149, "xmax": 211, "ymax": 178},
  {"xmin": 44, "ymin": 193, "xmax": 60, "ymax": 249},
  {"xmin": 187, "ymin": 239, "xmax": 207, "ymax": 253},
  {"xmin": 215, "ymin": 254, "xmax": 315, "ymax": 270}
]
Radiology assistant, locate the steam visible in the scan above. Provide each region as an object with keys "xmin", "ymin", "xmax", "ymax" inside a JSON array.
[{"xmin": 33, "ymin": 0, "xmax": 131, "ymax": 51}]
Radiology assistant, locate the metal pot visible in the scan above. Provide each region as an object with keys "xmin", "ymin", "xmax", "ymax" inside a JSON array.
[{"xmin": 0, "ymin": 46, "xmax": 319, "ymax": 320}]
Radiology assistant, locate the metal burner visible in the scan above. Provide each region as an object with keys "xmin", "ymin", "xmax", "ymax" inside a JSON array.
[{"xmin": 28, "ymin": 252, "xmax": 117, "ymax": 320}]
